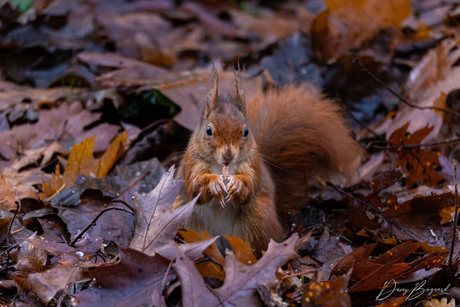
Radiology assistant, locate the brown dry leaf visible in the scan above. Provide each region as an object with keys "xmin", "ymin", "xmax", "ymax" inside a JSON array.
[
  {"xmin": 332, "ymin": 242, "xmax": 446, "ymax": 292},
  {"xmin": 387, "ymin": 123, "xmax": 443, "ymax": 187},
  {"xmin": 0, "ymin": 168, "xmax": 43, "ymax": 212},
  {"xmin": 62, "ymin": 136, "xmax": 99, "ymax": 185},
  {"xmin": 310, "ymin": 0, "xmax": 411, "ymax": 63},
  {"xmin": 178, "ymin": 229, "xmax": 225, "ymax": 279},
  {"xmin": 70, "ymin": 248, "xmax": 173, "ymax": 307},
  {"xmin": 62, "ymin": 132, "xmax": 127, "ymax": 186},
  {"xmin": 0, "ymin": 102, "xmax": 119, "ymax": 168},
  {"xmin": 303, "ymin": 270, "xmax": 351, "ymax": 307},
  {"xmin": 173, "ymin": 235, "xmax": 298, "ymax": 307},
  {"xmin": 129, "ymin": 166, "xmax": 215, "ymax": 260},
  {"xmin": 12, "ymin": 240, "xmax": 49, "ymax": 273},
  {"xmin": 14, "ymin": 265, "xmax": 88, "ymax": 306},
  {"xmin": 224, "ymin": 235, "xmax": 258, "ymax": 266}
]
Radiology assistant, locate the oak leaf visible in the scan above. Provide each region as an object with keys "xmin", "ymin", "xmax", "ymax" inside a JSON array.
[
  {"xmin": 129, "ymin": 166, "xmax": 216, "ymax": 260},
  {"xmin": 387, "ymin": 123, "xmax": 442, "ymax": 187},
  {"xmin": 173, "ymin": 235, "xmax": 298, "ymax": 307}
]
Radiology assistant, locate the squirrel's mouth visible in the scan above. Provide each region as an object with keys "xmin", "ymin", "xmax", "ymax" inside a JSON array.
[{"xmin": 218, "ymin": 159, "xmax": 233, "ymax": 167}]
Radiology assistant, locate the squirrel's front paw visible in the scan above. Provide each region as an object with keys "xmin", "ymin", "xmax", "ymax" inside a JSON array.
[
  {"xmin": 208, "ymin": 175, "xmax": 227, "ymax": 207},
  {"xmin": 226, "ymin": 175, "xmax": 247, "ymax": 201}
]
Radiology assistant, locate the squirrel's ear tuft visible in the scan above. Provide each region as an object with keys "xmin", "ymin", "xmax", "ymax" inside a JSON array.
[
  {"xmin": 234, "ymin": 65, "xmax": 246, "ymax": 112},
  {"xmin": 203, "ymin": 66, "xmax": 219, "ymax": 119}
]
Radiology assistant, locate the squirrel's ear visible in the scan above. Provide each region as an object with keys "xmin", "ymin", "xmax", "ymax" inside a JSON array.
[
  {"xmin": 203, "ymin": 66, "xmax": 219, "ymax": 119},
  {"xmin": 234, "ymin": 67, "xmax": 246, "ymax": 113}
]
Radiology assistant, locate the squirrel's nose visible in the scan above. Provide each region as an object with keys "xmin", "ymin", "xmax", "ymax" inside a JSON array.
[{"xmin": 222, "ymin": 151, "xmax": 234, "ymax": 165}]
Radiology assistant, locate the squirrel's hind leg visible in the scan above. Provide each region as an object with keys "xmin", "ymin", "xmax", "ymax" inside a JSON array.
[{"xmin": 234, "ymin": 195, "xmax": 284, "ymax": 258}]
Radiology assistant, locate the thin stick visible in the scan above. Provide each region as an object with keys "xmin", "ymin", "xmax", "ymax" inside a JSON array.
[
  {"xmin": 448, "ymin": 163, "xmax": 458, "ymax": 275},
  {"xmin": 337, "ymin": 97, "xmax": 384, "ymax": 140},
  {"xmin": 69, "ymin": 206, "xmax": 134, "ymax": 247},
  {"xmin": 116, "ymin": 171, "xmax": 150, "ymax": 198},
  {"xmin": 351, "ymin": 54, "xmax": 460, "ymax": 117},
  {"xmin": 112, "ymin": 200, "xmax": 134, "ymax": 212},
  {"xmin": 7, "ymin": 201, "xmax": 20, "ymax": 244},
  {"xmin": 195, "ymin": 255, "xmax": 224, "ymax": 269},
  {"xmin": 47, "ymin": 184, "xmax": 66, "ymax": 201},
  {"xmin": 369, "ymin": 138, "xmax": 460, "ymax": 150},
  {"xmin": 327, "ymin": 182, "xmax": 416, "ymax": 240}
]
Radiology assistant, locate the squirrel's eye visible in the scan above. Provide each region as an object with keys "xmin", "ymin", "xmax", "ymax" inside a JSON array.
[
  {"xmin": 243, "ymin": 127, "xmax": 249, "ymax": 137},
  {"xmin": 206, "ymin": 126, "xmax": 213, "ymax": 137}
]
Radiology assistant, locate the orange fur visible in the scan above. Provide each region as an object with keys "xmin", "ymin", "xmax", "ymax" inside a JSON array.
[
  {"xmin": 173, "ymin": 76, "xmax": 361, "ymax": 257},
  {"xmin": 247, "ymin": 85, "xmax": 361, "ymax": 225}
]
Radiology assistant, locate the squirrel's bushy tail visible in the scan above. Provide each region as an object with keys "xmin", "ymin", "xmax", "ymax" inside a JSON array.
[{"xmin": 247, "ymin": 85, "xmax": 361, "ymax": 224}]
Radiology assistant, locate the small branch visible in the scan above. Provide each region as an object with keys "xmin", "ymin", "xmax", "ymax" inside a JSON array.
[
  {"xmin": 327, "ymin": 182, "xmax": 417, "ymax": 240},
  {"xmin": 351, "ymin": 54, "xmax": 460, "ymax": 117},
  {"xmin": 69, "ymin": 206, "xmax": 134, "ymax": 247},
  {"xmin": 369, "ymin": 138, "xmax": 460, "ymax": 150},
  {"xmin": 448, "ymin": 163, "xmax": 458, "ymax": 276},
  {"xmin": 337, "ymin": 97, "xmax": 384, "ymax": 140},
  {"xmin": 195, "ymin": 255, "xmax": 224, "ymax": 269},
  {"xmin": 116, "ymin": 171, "xmax": 150, "ymax": 199},
  {"xmin": 112, "ymin": 200, "xmax": 134, "ymax": 213},
  {"xmin": 7, "ymin": 201, "xmax": 20, "ymax": 244}
]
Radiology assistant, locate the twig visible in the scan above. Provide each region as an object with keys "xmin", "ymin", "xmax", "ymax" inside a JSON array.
[
  {"xmin": 195, "ymin": 255, "xmax": 224, "ymax": 269},
  {"xmin": 448, "ymin": 163, "xmax": 458, "ymax": 276},
  {"xmin": 351, "ymin": 54, "xmax": 460, "ymax": 117},
  {"xmin": 337, "ymin": 97, "xmax": 384, "ymax": 140},
  {"xmin": 116, "ymin": 171, "xmax": 150, "ymax": 198},
  {"xmin": 112, "ymin": 200, "xmax": 134, "ymax": 213},
  {"xmin": 69, "ymin": 206, "xmax": 134, "ymax": 247},
  {"xmin": 369, "ymin": 138, "xmax": 460, "ymax": 150},
  {"xmin": 47, "ymin": 184, "xmax": 66, "ymax": 201},
  {"xmin": 326, "ymin": 181, "xmax": 417, "ymax": 240},
  {"xmin": 7, "ymin": 201, "xmax": 20, "ymax": 244}
]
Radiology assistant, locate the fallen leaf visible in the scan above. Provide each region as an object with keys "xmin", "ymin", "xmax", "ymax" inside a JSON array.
[
  {"xmin": 303, "ymin": 269, "xmax": 351, "ymax": 307},
  {"xmin": 14, "ymin": 265, "xmax": 88, "ymax": 306},
  {"xmin": 387, "ymin": 123, "xmax": 443, "ymax": 187},
  {"xmin": 62, "ymin": 132, "xmax": 127, "ymax": 186},
  {"xmin": 129, "ymin": 165, "xmax": 214, "ymax": 260},
  {"xmin": 224, "ymin": 235, "xmax": 258, "ymax": 266},
  {"xmin": 310, "ymin": 0, "xmax": 411, "ymax": 63},
  {"xmin": 70, "ymin": 248, "xmax": 173, "ymax": 307},
  {"xmin": 179, "ymin": 229, "xmax": 225, "ymax": 279},
  {"xmin": 173, "ymin": 235, "xmax": 299, "ymax": 307}
]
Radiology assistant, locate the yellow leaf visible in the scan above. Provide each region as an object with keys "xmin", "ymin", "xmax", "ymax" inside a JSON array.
[
  {"xmin": 439, "ymin": 206, "xmax": 458, "ymax": 224},
  {"xmin": 98, "ymin": 131, "xmax": 128, "ymax": 177},
  {"xmin": 63, "ymin": 135, "xmax": 98, "ymax": 185},
  {"xmin": 223, "ymin": 235, "xmax": 258, "ymax": 265}
]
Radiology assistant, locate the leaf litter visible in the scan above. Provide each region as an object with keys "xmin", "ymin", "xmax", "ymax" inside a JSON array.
[{"xmin": 1, "ymin": 0, "xmax": 460, "ymax": 306}]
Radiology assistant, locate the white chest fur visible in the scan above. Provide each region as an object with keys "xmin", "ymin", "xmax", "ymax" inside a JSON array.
[{"xmin": 193, "ymin": 162, "xmax": 239, "ymax": 237}]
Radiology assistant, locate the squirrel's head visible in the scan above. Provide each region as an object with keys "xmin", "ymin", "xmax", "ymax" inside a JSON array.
[{"xmin": 195, "ymin": 67, "xmax": 254, "ymax": 167}]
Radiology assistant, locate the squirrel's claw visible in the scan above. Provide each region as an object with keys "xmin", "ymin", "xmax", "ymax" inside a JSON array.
[{"xmin": 226, "ymin": 176, "xmax": 243, "ymax": 199}]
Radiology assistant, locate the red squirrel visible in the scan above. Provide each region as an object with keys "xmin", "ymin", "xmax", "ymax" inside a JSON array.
[{"xmin": 173, "ymin": 69, "xmax": 361, "ymax": 256}]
